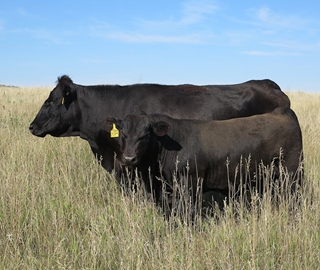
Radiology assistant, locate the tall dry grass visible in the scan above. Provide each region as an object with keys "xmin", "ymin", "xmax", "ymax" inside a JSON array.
[{"xmin": 0, "ymin": 86, "xmax": 319, "ymax": 269}]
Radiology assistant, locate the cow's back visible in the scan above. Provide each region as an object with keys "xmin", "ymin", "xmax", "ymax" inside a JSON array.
[
  {"xmin": 99, "ymin": 79, "xmax": 290, "ymax": 121},
  {"xmin": 203, "ymin": 79, "xmax": 290, "ymax": 119}
]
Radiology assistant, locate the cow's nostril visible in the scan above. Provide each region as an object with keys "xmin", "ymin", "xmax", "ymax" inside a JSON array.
[{"xmin": 123, "ymin": 156, "xmax": 136, "ymax": 163}]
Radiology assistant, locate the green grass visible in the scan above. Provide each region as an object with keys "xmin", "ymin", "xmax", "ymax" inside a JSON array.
[{"xmin": 0, "ymin": 86, "xmax": 319, "ymax": 269}]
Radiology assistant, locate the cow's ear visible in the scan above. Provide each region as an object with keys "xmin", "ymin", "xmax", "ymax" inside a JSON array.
[
  {"xmin": 152, "ymin": 121, "xmax": 171, "ymax": 137},
  {"xmin": 61, "ymin": 85, "xmax": 77, "ymax": 109},
  {"xmin": 106, "ymin": 116, "xmax": 122, "ymax": 130}
]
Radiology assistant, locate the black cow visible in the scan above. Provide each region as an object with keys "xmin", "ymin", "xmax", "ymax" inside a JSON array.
[
  {"xmin": 106, "ymin": 107, "xmax": 303, "ymax": 202},
  {"xmin": 29, "ymin": 75, "xmax": 290, "ymax": 173}
]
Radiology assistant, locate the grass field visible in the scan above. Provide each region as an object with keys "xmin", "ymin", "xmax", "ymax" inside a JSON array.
[{"xmin": 0, "ymin": 86, "xmax": 319, "ymax": 269}]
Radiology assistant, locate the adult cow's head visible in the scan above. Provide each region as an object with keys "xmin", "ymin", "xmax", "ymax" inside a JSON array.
[
  {"xmin": 29, "ymin": 75, "xmax": 80, "ymax": 137},
  {"xmin": 106, "ymin": 114, "xmax": 171, "ymax": 166}
]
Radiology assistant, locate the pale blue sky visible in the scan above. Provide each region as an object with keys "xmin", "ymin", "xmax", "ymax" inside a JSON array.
[{"xmin": 1, "ymin": 0, "xmax": 319, "ymax": 92}]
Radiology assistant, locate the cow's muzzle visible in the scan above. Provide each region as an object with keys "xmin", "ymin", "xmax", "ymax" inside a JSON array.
[
  {"xmin": 29, "ymin": 124, "xmax": 34, "ymax": 133},
  {"xmin": 28, "ymin": 123, "xmax": 46, "ymax": 137},
  {"xmin": 123, "ymin": 155, "xmax": 137, "ymax": 165}
]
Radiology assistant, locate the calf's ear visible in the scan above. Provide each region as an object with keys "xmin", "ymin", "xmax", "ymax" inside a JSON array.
[{"xmin": 152, "ymin": 121, "xmax": 171, "ymax": 137}]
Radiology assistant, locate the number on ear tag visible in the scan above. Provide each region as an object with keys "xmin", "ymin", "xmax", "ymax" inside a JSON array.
[{"xmin": 110, "ymin": 123, "xmax": 119, "ymax": 138}]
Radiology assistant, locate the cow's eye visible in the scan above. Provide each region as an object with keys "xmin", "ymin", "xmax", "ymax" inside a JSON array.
[{"xmin": 45, "ymin": 100, "xmax": 53, "ymax": 106}]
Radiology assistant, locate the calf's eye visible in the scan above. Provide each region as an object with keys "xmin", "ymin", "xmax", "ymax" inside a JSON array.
[{"xmin": 138, "ymin": 134, "xmax": 150, "ymax": 141}]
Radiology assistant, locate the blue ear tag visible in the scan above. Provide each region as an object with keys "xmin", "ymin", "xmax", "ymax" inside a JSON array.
[{"xmin": 110, "ymin": 123, "xmax": 119, "ymax": 138}]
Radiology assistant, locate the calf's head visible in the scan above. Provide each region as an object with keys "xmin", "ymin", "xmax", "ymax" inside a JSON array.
[
  {"xmin": 29, "ymin": 76, "xmax": 79, "ymax": 137},
  {"xmin": 106, "ymin": 114, "xmax": 171, "ymax": 166}
]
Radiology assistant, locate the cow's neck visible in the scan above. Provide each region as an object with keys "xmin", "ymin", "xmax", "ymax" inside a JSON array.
[
  {"xmin": 79, "ymin": 87, "xmax": 106, "ymax": 130},
  {"xmin": 75, "ymin": 85, "xmax": 117, "ymax": 147}
]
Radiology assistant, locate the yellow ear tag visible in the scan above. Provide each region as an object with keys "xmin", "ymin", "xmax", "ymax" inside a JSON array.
[
  {"xmin": 62, "ymin": 92, "xmax": 69, "ymax": 104},
  {"xmin": 110, "ymin": 123, "xmax": 119, "ymax": 138}
]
